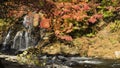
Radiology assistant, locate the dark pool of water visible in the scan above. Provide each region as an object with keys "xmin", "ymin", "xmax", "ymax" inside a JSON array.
[
  {"xmin": 36, "ymin": 55, "xmax": 120, "ymax": 68},
  {"xmin": 1, "ymin": 56, "xmax": 120, "ymax": 68}
]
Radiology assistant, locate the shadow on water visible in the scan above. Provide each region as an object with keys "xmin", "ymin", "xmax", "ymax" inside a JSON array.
[
  {"xmin": 36, "ymin": 55, "xmax": 120, "ymax": 68},
  {"xmin": 1, "ymin": 54, "xmax": 120, "ymax": 68},
  {"xmin": 0, "ymin": 58, "xmax": 34, "ymax": 68}
]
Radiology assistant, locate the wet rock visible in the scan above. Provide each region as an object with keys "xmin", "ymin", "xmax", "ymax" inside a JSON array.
[
  {"xmin": 0, "ymin": 59, "xmax": 5, "ymax": 68},
  {"xmin": 0, "ymin": 55, "xmax": 29, "ymax": 68},
  {"xmin": 46, "ymin": 64, "xmax": 71, "ymax": 68}
]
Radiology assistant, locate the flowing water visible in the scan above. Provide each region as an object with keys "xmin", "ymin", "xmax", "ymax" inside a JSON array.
[
  {"xmin": 36, "ymin": 55, "xmax": 120, "ymax": 68},
  {"xmin": 1, "ymin": 14, "xmax": 38, "ymax": 52},
  {"xmin": 1, "ymin": 55, "xmax": 120, "ymax": 68},
  {"xmin": 11, "ymin": 30, "xmax": 32, "ymax": 51},
  {"xmin": 2, "ymin": 29, "xmax": 12, "ymax": 50}
]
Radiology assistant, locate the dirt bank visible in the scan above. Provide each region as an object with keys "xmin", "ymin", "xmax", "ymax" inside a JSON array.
[{"xmin": 41, "ymin": 23, "xmax": 120, "ymax": 59}]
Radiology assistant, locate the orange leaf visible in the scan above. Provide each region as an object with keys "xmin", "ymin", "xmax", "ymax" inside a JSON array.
[
  {"xmin": 88, "ymin": 17, "xmax": 97, "ymax": 23},
  {"xmin": 40, "ymin": 18, "xmax": 50, "ymax": 29},
  {"xmin": 83, "ymin": 3, "xmax": 90, "ymax": 10},
  {"xmin": 55, "ymin": 30, "xmax": 60, "ymax": 35},
  {"xmin": 58, "ymin": 35, "xmax": 73, "ymax": 41},
  {"xmin": 94, "ymin": 14, "xmax": 103, "ymax": 19}
]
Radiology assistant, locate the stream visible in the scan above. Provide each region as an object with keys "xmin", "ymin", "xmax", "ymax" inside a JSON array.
[{"xmin": 0, "ymin": 55, "xmax": 120, "ymax": 68}]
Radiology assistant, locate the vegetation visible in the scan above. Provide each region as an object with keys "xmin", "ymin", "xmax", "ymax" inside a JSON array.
[
  {"xmin": 1, "ymin": 0, "xmax": 120, "ymax": 41},
  {"xmin": 0, "ymin": 0, "xmax": 120, "ymax": 65},
  {"xmin": 110, "ymin": 20, "xmax": 120, "ymax": 32}
]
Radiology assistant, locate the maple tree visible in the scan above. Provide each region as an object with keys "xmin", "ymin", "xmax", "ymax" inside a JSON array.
[{"xmin": 1, "ymin": 0, "xmax": 120, "ymax": 41}]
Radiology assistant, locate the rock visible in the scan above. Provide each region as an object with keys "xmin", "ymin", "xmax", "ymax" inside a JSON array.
[
  {"xmin": 115, "ymin": 51, "xmax": 120, "ymax": 58},
  {"xmin": 0, "ymin": 59, "xmax": 5, "ymax": 68},
  {"xmin": 46, "ymin": 64, "xmax": 71, "ymax": 68},
  {"xmin": 0, "ymin": 55, "xmax": 17, "ymax": 62}
]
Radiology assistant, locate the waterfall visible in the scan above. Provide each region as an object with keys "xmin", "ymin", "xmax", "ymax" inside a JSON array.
[
  {"xmin": 2, "ymin": 30, "xmax": 12, "ymax": 50},
  {"xmin": 12, "ymin": 30, "xmax": 32, "ymax": 51},
  {"xmin": 12, "ymin": 30, "xmax": 24, "ymax": 51},
  {"xmin": 1, "ymin": 13, "xmax": 41, "ymax": 53},
  {"xmin": 24, "ymin": 31, "xmax": 29, "ymax": 50},
  {"xmin": 11, "ymin": 14, "xmax": 35, "ymax": 51}
]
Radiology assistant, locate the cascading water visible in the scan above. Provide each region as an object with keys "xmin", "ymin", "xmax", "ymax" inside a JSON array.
[
  {"xmin": 11, "ymin": 14, "xmax": 35, "ymax": 51},
  {"xmin": 1, "ymin": 13, "xmax": 40, "ymax": 52},
  {"xmin": 2, "ymin": 29, "xmax": 12, "ymax": 50},
  {"xmin": 11, "ymin": 30, "xmax": 31, "ymax": 51}
]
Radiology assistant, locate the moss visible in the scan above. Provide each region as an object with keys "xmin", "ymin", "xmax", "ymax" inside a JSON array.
[{"xmin": 110, "ymin": 20, "xmax": 120, "ymax": 32}]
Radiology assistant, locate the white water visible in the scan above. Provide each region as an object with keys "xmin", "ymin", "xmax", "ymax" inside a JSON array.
[
  {"xmin": 12, "ymin": 30, "xmax": 33, "ymax": 51},
  {"xmin": 2, "ymin": 30, "xmax": 12, "ymax": 50},
  {"xmin": 2, "ymin": 14, "xmax": 37, "ymax": 51},
  {"xmin": 12, "ymin": 31, "xmax": 23, "ymax": 50},
  {"xmin": 11, "ymin": 14, "xmax": 34, "ymax": 51}
]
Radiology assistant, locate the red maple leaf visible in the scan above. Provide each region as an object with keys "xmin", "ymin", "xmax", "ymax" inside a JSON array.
[
  {"xmin": 94, "ymin": 14, "xmax": 103, "ymax": 19},
  {"xmin": 63, "ymin": 8, "xmax": 70, "ymax": 13},
  {"xmin": 40, "ymin": 18, "xmax": 50, "ymax": 29},
  {"xmin": 54, "ymin": 11, "xmax": 61, "ymax": 16},
  {"xmin": 58, "ymin": 35, "xmax": 73, "ymax": 41},
  {"xmin": 83, "ymin": 3, "xmax": 90, "ymax": 11},
  {"xmin": 72, "ymin": 5, "xmax": 80, "ymax": 10},
  {"xmin": 62, "ymin": 15, "xmax": 71, "ymax": 19},
  {"xmin": 88, "ymin": 17, "xmax": 97, "ymax": 23}
]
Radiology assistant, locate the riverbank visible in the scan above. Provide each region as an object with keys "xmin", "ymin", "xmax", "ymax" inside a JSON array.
[{"xmin": 40, "ymin": 22, "xmax": 120, "ymax": 59}]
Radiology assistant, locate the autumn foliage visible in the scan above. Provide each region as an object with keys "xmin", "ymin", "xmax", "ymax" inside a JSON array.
[
  {"xmin": 1, "ymin": 0, "xmax": 120, "ymax": 41},
  {"xmin": 40, "ymin": 18, "xmax": 50, "ymax": 29}
]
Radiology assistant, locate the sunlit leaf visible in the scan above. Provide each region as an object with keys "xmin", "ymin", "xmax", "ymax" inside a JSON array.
[
  {"xmin": 88, "ymin": 17, "xmax": 97, "ymax": 23},
  {"xmin": 40, "ymin": 18, "xmax": 50, "ymax": 29},
  {"xmin": 33, "ymin": 13, "xmax": 39, "ymax": 27},
  {"xmin": 58, "ymin": 35, "xmax": 73, "ymax": 41}
]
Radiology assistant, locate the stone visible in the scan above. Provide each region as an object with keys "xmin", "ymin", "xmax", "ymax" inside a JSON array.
[{"xmin": 115, "ymin": 51, "xmax": 120, "ymax": 58}]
